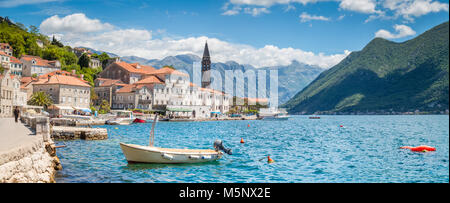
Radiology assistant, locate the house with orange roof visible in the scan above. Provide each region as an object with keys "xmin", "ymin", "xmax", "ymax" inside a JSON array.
[
  {"xmin": 0, "ymin": 51, "xmax": 11, "ymax": 70},
  {"xmin": 93, "ymin": 78, "xmax": 127, "ymax": 107},
  {"xmin": 33, "ymin": 74, "xmax": 91, "ymax": 112},
  {"xmin": 0, "ymin": 43, "xmax": 13, "ymax": 56},
  {"xmin": 98, "ymin": 61, "xmax": 157, "ymax": 84},
  {"xmin": 112, "ymin": 83, "xmax": 154, "ymax": 110},
  {"xmin": 20, "ymin": 55, "xmax": 61, "ymax": 77},
  {"xmin": 9, "ymin": 56, "xmax": 23, "ymax": 76}
]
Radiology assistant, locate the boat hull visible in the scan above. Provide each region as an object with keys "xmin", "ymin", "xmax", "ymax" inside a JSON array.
[
  {"xmin": 120, "ymin": 143, "xmax": 222, "ymax": 164},
  {"xmin": 133, "ymin": 118, "xmax": 146, "ymax": 123},
  {"xmin": 107, "ymin": 118, "xmax": 134, "ymax": 125}
]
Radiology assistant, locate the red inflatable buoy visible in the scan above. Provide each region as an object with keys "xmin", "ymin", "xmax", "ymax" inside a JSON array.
[{"xmin": 400, "ymin": 145, "xmax": 436, "ymax": 152}]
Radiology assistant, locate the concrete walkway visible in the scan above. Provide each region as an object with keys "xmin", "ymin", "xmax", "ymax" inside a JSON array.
[{"xmin": 0, "ymin": 118, "xmax": 38, "ymax": 152}]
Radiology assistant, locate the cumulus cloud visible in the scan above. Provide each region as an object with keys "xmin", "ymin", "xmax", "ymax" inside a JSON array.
[
  {"xmin": 225, "ymin": 0, "xmax": 448, "ymax": 21},
  {"xmin": 40, "ymin": 13, "xmax": 350, "ymax": 69},
  {"xmin": 244, "ymin": 7, "xmax": 271, "ymax": 16},
  {"xmin": 40, "ymin": 13, "xmax": 114, "ymax": 34},
  {"xmin": 299, "ymin": 12, "xmax": 330, "ymax": 22},
  {"xmin": 383, "ymin": 0, "xmax": 449, "ymax": 21},
  {"xmin": 339, "ymin": 0, "xmax": 381, "ymax": 14},
  {"xmin": 375, "ymin": 24, "xmax": 416, "ymax": 39}
]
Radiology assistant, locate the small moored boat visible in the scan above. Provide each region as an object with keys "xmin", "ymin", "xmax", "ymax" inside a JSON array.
[
  {"xmin": 106, "ymin": 110, "xmax": 134, "ymax": 125},
  {"xmin": 120, "ymin": 114, "xmax": 232, "ymax": 164}
]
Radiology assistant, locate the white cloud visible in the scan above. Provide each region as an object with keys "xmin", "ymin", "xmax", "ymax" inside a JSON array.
[
  {"xmin": 375, "ymin": 24, "xmax": 416, "ymax": 39},
  {"xmin": 383, "ymin": 0, "xmax": 449, "ymax": 21},
  {"xmin": 339, "ymin": 0, "xmax": 381, "ymax": 14},
  {"xmin": 244, "ymin": 7, "xmax": 271, "ymax": 16},
  {"xmin": 229, "ymin": 0, "xmax": 328, "ymax": 7},
  {"xmin": 299, "ymin": 12, "xmax": 330, "ymax": 22},
  {"xmin": 0, "ymin": 0, "xmax": 61, "ymax": 7},
  {"xmin": 40, "ymin": 13, "xmax": 350, "ymax": 69},
  {"xmin": 39, "ymin": 13, "xmax": 114, "ymax": 34}
]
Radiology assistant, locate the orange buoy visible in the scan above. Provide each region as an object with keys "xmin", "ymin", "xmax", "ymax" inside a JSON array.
[
  {"xmin": 247, "ymin": 124, "xmax": 250, "ymax": 127},
  {"xmin": 400, "ymin": 145, "xmax": 436, "ymax": 152},
  {"xmin": 240, "ymin": 138, "xmax": 245, "ymax": 143},
  {"xmin": 268, "ymin": 156, "xmax": 274, "ymax": 163}
]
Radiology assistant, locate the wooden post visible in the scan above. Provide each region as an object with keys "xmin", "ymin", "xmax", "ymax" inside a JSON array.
[{"xmin": 149, "ymin": 114, "xmax": 157, "ymax": 146}]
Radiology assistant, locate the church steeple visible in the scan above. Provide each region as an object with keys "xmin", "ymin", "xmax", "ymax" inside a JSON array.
[{"xmin": 201, "ymin": 41, "xmax": 211, "ymax": 88}]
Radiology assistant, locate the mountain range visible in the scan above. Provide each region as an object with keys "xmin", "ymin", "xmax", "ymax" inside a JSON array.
[{"xmin": 282, "ymin": 21, "xmax": 449, "ymax": 114}]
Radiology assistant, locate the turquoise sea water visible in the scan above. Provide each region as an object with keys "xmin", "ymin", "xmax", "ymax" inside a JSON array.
[{"xmin": 55, "ymin": 115, "xmax": 449, "ymax": 183}]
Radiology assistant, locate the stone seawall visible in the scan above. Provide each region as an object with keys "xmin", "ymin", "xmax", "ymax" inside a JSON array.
[
  {"xmin": 52, "ymin": 126, "xmax": 108, "ymax": 140},
  {"xmin": 0, "ymin": 115, "xmax": 61, "ymax": 183},
  {"xmin": 0, "ymin": 137, "xmax": 57, "ymax": 183}
]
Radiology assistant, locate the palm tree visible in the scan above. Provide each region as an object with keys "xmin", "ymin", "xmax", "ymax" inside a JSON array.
[{"xmin": 28, "ymin": 91, "xmax": 53, "ymax": 109}]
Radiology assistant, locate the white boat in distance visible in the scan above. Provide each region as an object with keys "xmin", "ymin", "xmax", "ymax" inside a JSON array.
[
  {"xmin": 120, "ymin": 114, "xmax": 232, "ymax": 164},
  {"xmin": 259, "ymin": 108, "xmax": 290, "ymax": 120},
  {"xmin": 106, "ymin": 110, "xmax": 134, "ymax": 125}
]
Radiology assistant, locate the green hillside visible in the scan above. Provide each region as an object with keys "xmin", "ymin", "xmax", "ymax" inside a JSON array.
[
  {"xmin": 0, "ymin": 17, "xmax": 110, "ymax": 86},
  {"xmin": 283, "ymin": 21, "xmax": 449, "ymax": 114}
]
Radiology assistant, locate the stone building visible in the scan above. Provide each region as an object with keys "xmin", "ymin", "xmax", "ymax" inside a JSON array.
[
  {"xmin": 93, "ymin": 78, "xmax": 126, "ymax": 107},
  {"xmin": 98, "ymin": 61, "xmax": 156, "ymax": 84},
  {"xmin": 0, "ymin": 66, "xmax": 21, "ymax": 117},
  {"xmin": 32, "ymin": 74, "xmax": 91, "ymax": 110},
  {"xmin": 20, "ymin": 55, "xmax": 61, "ymax": 77}
]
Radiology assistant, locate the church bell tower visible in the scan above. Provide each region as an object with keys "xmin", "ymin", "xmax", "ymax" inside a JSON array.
[{"xmin": 201, "ymin": 41, "xmax": 211, "ymax": 88}]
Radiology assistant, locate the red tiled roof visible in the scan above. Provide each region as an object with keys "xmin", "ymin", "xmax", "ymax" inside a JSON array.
[
  {"xmin": 38, "ymin": 70, "xmax": 89, "ymax": 84},
  {"xmin": 116, "ymin": 83, "xmax": 152, "ymax": 93},
  {"xmin": 114, "ymin": 61, "xmax": 156, "ymax": 75},
  {"xmin": 33, "ymin": 74, "xmax": 91, "ymax": 87},
  {"xmin": 10, "ymin": 56, "xmax": 22, "ymax": 64},
  {"xmin": 148, "ymin": 67, "xmax": 189, "ymax": 77},
  {"xmin": 20, "ymin": 55, "xmax": 58, "ymax": 67},
  {"xmin": 96, "ymin": 78, "xmax": 126, "ymax": 87},
  {"xmin": 0, "ymin": 51, "xmax": 9, "ymax": 56},
  {"xmin": 134, "ymin": 75, "xmax": 164, "ymax": 85}
]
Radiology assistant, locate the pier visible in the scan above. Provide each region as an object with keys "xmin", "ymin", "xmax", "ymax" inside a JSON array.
[{"xmin": 52, "ymin": 126, "xmax": 108, "ymax": 140}]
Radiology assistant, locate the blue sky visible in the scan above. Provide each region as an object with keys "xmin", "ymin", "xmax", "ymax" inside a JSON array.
[{"xmin": 0, "ymin": 0, "xmax": 449, "ymax": 68}]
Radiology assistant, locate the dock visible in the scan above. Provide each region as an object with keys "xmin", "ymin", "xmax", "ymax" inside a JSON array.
[{"xmin": 51, "ymin": 126, "xmax": 108, "ymax": 140}]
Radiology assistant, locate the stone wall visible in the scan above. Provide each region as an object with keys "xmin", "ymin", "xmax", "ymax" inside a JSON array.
[
  {"xmin": 0, "ymin": 115, "xmax": 62, "ymax": 183},
  {"xmin": 52, "ymin": 126, "xmax": 108, "ymax": 140}
]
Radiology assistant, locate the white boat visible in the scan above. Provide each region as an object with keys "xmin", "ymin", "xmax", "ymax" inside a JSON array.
[
  {"xmin": 106, "ymin": 110, "xmax": 134, "ymax": 125},
  {"xmin": 261, "ymin": 114, "xmax": 290, "ymax": 120},
  {"xmin": 120, "ymin": 143, "xmax": 223, "ymax": 164},
  {"xmin": 120, "ymin": 114, "xmax": 231, "ymax": 164},
  {"xmin": 259, "ymin": 108, "xmax": 290, "ymax": 120}
]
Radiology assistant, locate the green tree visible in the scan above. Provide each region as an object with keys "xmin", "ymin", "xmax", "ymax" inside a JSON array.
[
  {"xmin": 99, "ymin": 100, "xmax": 110, "ymax": 114},
  {"xmin": 51, "ymin": 35, "xmax": 63, "ymax": 47},
  {"xmin": 28, "ymin": 25, "xmax": 39, "ymax": 34},
  {"xmin": 28, "ymin": 91, "xmax": 53, "ymax": 109},
  {"xmin": 78, "ymin": 53, "xmax": 90, "ymax": 68}
]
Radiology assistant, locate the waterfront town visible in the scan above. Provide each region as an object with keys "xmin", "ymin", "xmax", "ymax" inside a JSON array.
[
  {"xmin": 0, "ymin": 36, "xmax": 274, "ymax": 182},
  {"xmin": 1, "ymin": 41, "xmax": 259, "ymax": 120}
]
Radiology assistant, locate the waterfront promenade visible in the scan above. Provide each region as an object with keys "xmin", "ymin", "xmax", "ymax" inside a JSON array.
[
  {"xmin": 0, "ymin": 117, "xmax": 58, "ymax": 183},
  {"xmin": 0, "ymin": 118, "xmax": 37, "ymax": 152}
]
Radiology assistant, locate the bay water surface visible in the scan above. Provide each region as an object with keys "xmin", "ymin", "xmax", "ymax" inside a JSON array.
[{"xmin": 55, "ymin": 115, "xmax": 449, "ymax": 183}]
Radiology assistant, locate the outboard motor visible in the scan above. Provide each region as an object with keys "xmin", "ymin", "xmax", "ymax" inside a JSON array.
[{"xmin": 214, "ymin": 139, "xmax": 232, "ymax": 155}]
